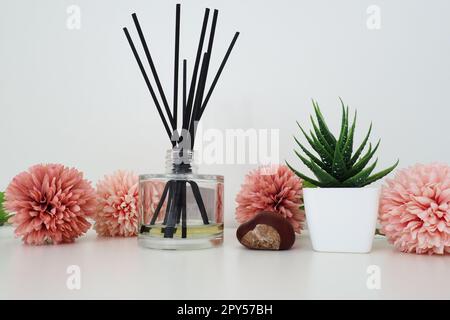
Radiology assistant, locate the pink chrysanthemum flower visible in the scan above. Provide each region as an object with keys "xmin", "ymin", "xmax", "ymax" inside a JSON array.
[
  {"xmin": 94, "ymin": 171, "xmax": 139, "ymax": 237},
  {"xmin": 5, "ymin": 164, "xmax": 96, "ymax": 245},
  {"xmin": 235, "ymin": 164, "xmax": 305, "ymax": 233},
  {"xmin": 379, "ymin": 163, "xmax": 450, "ymax": 255}
]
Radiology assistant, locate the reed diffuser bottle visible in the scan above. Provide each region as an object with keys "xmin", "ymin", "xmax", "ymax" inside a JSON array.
[
  {"xmin": 139, "ymin": 149, "xmax": 224, "ymax": 249},
  {"xmin": 123, "ymin": 4, "xmax": 239, "ymax": 249}
]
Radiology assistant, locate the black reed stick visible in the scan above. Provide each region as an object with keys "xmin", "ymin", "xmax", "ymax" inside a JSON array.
[
  {"xmin": 132, "ymin": 13, "xmax": 175, "ymax": 130},
  {"xmin": 188, "ymin": 180, "xmax": 209, "ymax": 224},
  {"xmin": 181, "ymin": 182, "xmax": 187, "ymax": 238},
  {"xmin": 173, "ymin": 4, "xmax": 181, "ymax": 131},
  {"xmin": 188, "ymin": 10, "xmax": 218, "ymax": 146},
  {"xmin": 164, "ymin": 181, "xmax": 180, "ymax": 238},
  {"xmin": 199, "ymin": 32, "xmax": 240, "ymax": 119},
  {"xmin": 149, "ymin": 182, "xmax": 170, "ymax": 224},
  {"xmin": 123, "ymin": 27, "xmax": 174, "ymax": 144},
  {"xmin": 189, "ymin": 52, "xmax": 210, "ymax": 146},
  {"xmin": 206, "ymin": 10, "xmax": 218, "ymax": 56},
  {"xmin": 190, "ymin": 9, "xmax": 218, "ymax": 133},
  {"xmin": 162, "ymin": 182, "xmax": 175, "ymax": 226},
  {"xmin": 201, "ymin": 9, "xmax": 218, "ymax": 89},
  {"xmin": 183, "ymin": 8, "xmax": 210, "ymax": 133},
  {"xmin": 183, "ymin": 59, "xmax": 187, "ymax": 114}
]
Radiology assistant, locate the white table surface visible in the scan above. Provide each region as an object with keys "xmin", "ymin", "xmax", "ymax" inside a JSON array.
[{"xmin": 0, "ymin": 226, "xmax": 449, "ymax": 300}]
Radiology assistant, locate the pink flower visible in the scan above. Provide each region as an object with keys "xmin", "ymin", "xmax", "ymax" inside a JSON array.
[
  {"xmin": 235, "ymin": 164, "xmax": 305, "ymax": 233},
  {"xmin": 5, "ymin": 164, "xmax": 96, "ymax": 245},
  {"xmin": 379, "ymin": 163, "xmax": 450, "ymax": 255},
  {"xmin": 94, "ymin": 171, "xmax": 139, "ymax": 237}
]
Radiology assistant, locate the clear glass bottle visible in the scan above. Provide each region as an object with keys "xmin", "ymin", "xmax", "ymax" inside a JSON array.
[{"xmin": 138, "ymin": 149, "xmax": 224, "ymax": 249}]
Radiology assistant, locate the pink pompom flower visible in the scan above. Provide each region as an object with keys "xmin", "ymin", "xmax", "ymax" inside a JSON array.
[
  {"xmin": 379, "ymin": 163, "xmax": 450, "ymax": 255},
  {"xmin": 5, "ymin": 164, "xmax": 96, "ymax": 245},
  {"xmin": 93, "ymin": 171, "xmax": 139, "ymax": 237},
  {"xmin": 235, "ymin": 164, "xmax": 305, "ymax": 233}
]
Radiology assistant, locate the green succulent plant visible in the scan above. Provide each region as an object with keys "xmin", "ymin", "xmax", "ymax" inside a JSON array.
[
  {"xmin": 0, "ymin": 192, "xmax": 12, "ymax": 226},
  {"xmin": 286, "ymin": 99, "xmax": 399, "ymax": 188}
]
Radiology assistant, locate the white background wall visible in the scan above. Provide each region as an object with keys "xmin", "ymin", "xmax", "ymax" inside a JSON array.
[{"xmin": 1, "ymin": 0, "xmax": 449, "ymax": 227}]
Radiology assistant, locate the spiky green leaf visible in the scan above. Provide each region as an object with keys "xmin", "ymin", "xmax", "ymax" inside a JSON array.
[
  {"xmin": 295, "ymin": 152, "xmax": 340, "ymax": 185},
  {"xmin": 312, "ymin": 100, "xmax": 337, "ymax": 148},
  {"xmin": 332, "ymin": 143, "xmax": 347, "ymax": 180},
  {"xmin": 361, "ymin": 160, "xmax": 399, "ymax": 187},
  {"xmin": 342, "ymin": 159, "xmax": 378, "ymax": 187},
  {"xmin": 302, "ymin": 180, "xmax": 318, "ymax": 188},
  {"xmin": 346, "ymin": 140, "xmax": 380, "ymax": 179},
  {"xmin": 293, "ymin": 137, "xmax": 329, "ymax": 171},
  {"xmin": 285, "ymin": 161, "xmax": 323, "ymax": 187},
  {"xmin": 310, "ymin": 116, "xmax": 333, "ymax": 154},
  {"xmin": 350, "ymin": 123, "xmax": 372, "ymax": 165},
  {"xmin": 0, "ymin": 192, "xmax": 12, "ymax": 226},
  {"xmin": 337, "ymin": 98, "xmax": 349, "ymax": 151},
  {"xmin": 343, "ymin": 110, "xmax": 357, "ymax": 165},
  {"xmin": 296, "ymin": 121, "xmax": 333, "ymax": 167},
  {"xmin": 309, "ymin": 131, "xmax": 333, "ymax": 169}
]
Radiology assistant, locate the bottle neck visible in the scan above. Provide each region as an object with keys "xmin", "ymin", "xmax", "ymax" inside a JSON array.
[{"xmin": 165, "ymin": 148, "xmax": 197, "ymax": 174}]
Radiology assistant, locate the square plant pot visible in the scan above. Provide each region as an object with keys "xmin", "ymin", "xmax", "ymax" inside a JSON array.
[{"xmin": 303, "ymin": 187, "xmax": 380, "ymax": 253}]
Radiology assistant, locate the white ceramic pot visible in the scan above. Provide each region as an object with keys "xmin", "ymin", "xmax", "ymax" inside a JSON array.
[{"xmin": 303, "ymin": 187, "xmax": 380, "ymax": 253}]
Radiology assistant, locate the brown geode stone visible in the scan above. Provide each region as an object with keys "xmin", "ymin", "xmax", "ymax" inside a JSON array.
[{"xmin": 236, "ymin": 212, "xmax": 295, "ymax": 250}]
